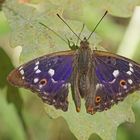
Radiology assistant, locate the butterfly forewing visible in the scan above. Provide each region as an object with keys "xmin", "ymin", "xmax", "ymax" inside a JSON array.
[
  {"xmin": 93, "ymin": 50, "xmax": 140, "ymax": 112},
  {"xmin": 8, "ymin": 50, "xmax": 75, "ymax": 111}
]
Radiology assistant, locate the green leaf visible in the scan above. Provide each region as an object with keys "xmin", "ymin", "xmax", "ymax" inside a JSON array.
[
  {"xmin": 86, "ymin": 0, "xmax": 140, "ymax": 17},
  {"xmin": 0, "ymin": 88, "xmax": 26, "ymax": 140},
  {"xmin": 3, "ymin": 0, "xmax": 140, "ymax": 140},
  {"xmin": 45, "ymin": 92, "xmax": 140, "ymax": 140}
]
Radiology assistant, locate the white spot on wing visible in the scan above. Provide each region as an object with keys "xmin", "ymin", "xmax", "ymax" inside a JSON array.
[
  {"xmin": 51, "ymin": 78, "xmax": 58, "ymax": 83},
  {"xmin": 48, "ymin": 69, "xmax": 55, "ymax": 76},
  {"xmin": 104, "ymin": 102, "xmax": 107, "ymax": 105},
  {"xmin": 130, "ymin": 67, "xmax": 134, "ymax": 72},
  {"xmin": 34, "ymin": 65, "xmax": 39, "ymax": 71},
  {"xmin": 113, "ymin": 70, "xmax": 119, "ymax": 78},
  {"xmin": 126, "ymin": 71, "xmax": 132, "ymax": 75},
  {"xmin": 123, "ymin": 85, "xmax": 127, "ymax": 89},
  {"xmin": 129, "ymin": 63, "xmax": 133, "ymax": 67},
  {"xmin": 118, "ymin": 92, "xmax": 122, "ymax": 96},
  {"xmin": 96, "ymin": 84, "xmax": 103, "ymax": 90},
  {"xmin": 34, "ymin": 78, "xmax": 39, "ymax": 83},
  {"xmin": 39, "ymin": 85, "xmax": 43, "ymax": 89},
  {"xmin": 109, "ymin": 79, "xmax": 116, "ymax": 84},
  {"xmin": 35, "ymin": 69, "xmax": 41, "ymax": 74},
  {"xmin": 35, "ymin": 61, "xmax": 39, "ymax": 65},
  {"xmin": 20, "ymin": 69, "xmax": 24, "ymax": 75},
  {"xmin": 128, "ymin": 79, "xmax": 133, "ymax": 84},
  {"xmin": 111, "ymin": 99, "xmax": 114, "ymax": 103}
]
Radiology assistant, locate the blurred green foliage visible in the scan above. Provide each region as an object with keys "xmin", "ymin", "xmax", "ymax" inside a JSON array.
[{"xmin": 0, "ymin": 0, "xmax": 140, "ymax": 140}]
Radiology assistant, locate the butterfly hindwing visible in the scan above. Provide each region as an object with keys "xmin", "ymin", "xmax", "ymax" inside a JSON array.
[
  {"xmin": 7, "ymin": 50, "xmax": 74, "ymax": 111},
  {"xmin": 93, "ymin": 50, "xmax": 140, "ymax": 112}
]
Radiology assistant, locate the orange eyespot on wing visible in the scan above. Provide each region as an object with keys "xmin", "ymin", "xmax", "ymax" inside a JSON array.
[
  {"xmin": 95, "ymin": 96, "xmax": 101, "ymax": 103},
  {"xmin": 39, "ymin": 79, "xmax": 48, "ymax": 86},
  {"xmin": 119, "ymin": 80, "xmax": 126, "ymax": 87}
]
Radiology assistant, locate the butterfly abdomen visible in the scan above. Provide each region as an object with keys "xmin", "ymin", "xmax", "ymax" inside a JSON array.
[{"xmin": 78, "ymin": 75, "xmax": 90, "ymax": 97}]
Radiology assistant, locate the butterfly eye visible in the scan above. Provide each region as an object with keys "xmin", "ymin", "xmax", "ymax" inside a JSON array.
[
  {"xmin": 39, "ymin": 79, "xmax": 47, "ymax": 86},
  {"xmin": 95, "ymin": 96, "xmax": 101, "ymax": 103},
  {"xmin": 119, "ymin": 80, "xmax": 126, "ymax": 87}
]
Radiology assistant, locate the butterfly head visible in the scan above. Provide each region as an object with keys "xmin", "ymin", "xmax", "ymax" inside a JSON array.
[{"xmin": 80, "ymin": 37, "xmax": 89, "ymax": 49}]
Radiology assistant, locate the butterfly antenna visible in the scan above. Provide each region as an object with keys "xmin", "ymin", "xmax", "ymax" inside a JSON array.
[
  {"xmin": 87, "ymin": 11, "xmax": 108, "ymax": 40},
  {"xmin": 76, "ymin": 24, "xmax": 85, "ymax": 45},
  {"xmin": 56, "ymin": 14, "xmax": 81, "ymax": 41},
  {"xmin": 39, "ymin": 22, "xmax": 68, "ymax": 45}
]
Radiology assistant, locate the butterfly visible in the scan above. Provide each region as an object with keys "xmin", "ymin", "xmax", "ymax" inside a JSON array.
[
  {"xmin": 7, "ymin": 35, "xmax": 140, "ymax": 115},
  {"xmin": 7, "ymin": 11, "xmax": 140, "ymax": 114}
]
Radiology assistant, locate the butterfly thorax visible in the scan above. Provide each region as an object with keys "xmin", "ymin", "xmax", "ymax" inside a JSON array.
[{"xmin": 77, "ymin": 38, "xmax": 92, "ymax": 74}]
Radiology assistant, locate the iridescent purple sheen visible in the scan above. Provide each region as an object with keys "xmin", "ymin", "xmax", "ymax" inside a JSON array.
[
  {"xmin": 93, "ymin": 52, "xmax": 140, "ymax": 112},
  {"xmin": 22, "ymin": 55, "xmax": 73, "ymax": 94}
]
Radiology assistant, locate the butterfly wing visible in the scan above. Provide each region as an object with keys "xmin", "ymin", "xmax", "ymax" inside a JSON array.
[
  {"xmin": 93, "ymin": 50, "xmax": 140, "ymax": 112},
  {"xmin": 7, "ymin": 50, "xmax": 74, "ymax": 111}
]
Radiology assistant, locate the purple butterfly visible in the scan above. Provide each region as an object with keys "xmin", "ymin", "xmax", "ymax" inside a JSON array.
[
  {"xmin": 7, "ymin": 36, "xmax": 140, "ymax": 114},
  {"xmin": 7, "ymin": 12, "xmax": 140, "ymax": 115}
]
